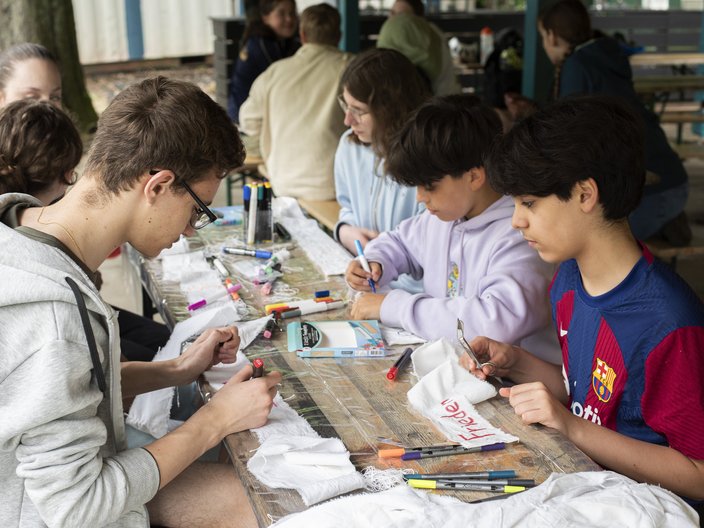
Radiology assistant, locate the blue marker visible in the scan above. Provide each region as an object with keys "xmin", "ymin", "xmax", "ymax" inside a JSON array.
[{"xmin": 354, "ymin": 239, "xmax": 376, "ymax": 293}]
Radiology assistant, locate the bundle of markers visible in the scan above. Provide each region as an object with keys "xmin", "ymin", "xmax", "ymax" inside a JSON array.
[
  {"xmin": 243, "ymin": 182, "xmax": 273, "ymax": 245},
  {"xmin": 265, "ymin": 290, "xmax": 345, "ymax": 319},
  {"xmin": 403, "ymin": 470, "xmax": 536, "ymax": 500}
]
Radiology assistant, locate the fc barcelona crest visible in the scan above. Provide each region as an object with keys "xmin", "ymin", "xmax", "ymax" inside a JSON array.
[{"xmin": 592, "ymin": 358, "xmax": 616, "ymax": 403}]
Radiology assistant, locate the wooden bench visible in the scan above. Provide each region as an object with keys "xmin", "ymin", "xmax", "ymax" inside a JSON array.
[
  {"xmin": 660, "ymin": 112, "xmax": 704, "ymax": 124},
  {"xmin": 298, "ymin": 199, "xmax": 341, "ymax": 234},
  {"xmin": 645, "ymin": 235, "xmax": 704, "ymax": 270},
  {"xmin": 670, "ymin": 142, "xmax": 704, "ymax": 160}
]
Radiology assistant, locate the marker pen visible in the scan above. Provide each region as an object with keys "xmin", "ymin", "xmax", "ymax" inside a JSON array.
[
  {"xmin": 403, "ymin": 470, "xmax": 517, "ymax": 480},
  {"xmin": 247, "ymin": 183, "xmax": 258, "ymax": 245},
  {"xmin": 407, "ymin": 479, "xmax": 527, "ymax": 493},
  {"xmin": 378, "ymin": 443, "xmax": 465, "ymax": 458},
  {"xmin": 211, "ymin": 256, "xmax": 229, "ymax": 278},
  {"xmin": 187, "ymin": 289, "xmax": 230, "ymax": 311},
  {"xmin": 262, "ymin": 319, "xmax": 278, "ymax": 339},
  {"xmin": 386, "ymin": 347, "xmax": 413, "ymax": 381},
  {"xmin": 401, "ymin": 442, "xmax": 505, "ymax": 460},
  {"xmin": 223, "ymin": 247, "xmax": 273, "ymax": 259},
  {"xmin": 251, "ymin": 358, "xmax": 265, "ymax": 378},
  {"xmin": 279, "ymin": 300, "xmax": 346, "ymax": 319},
  {"xmin": 354, "ymin": 240, "xmax": 376, "ymax": 293}
]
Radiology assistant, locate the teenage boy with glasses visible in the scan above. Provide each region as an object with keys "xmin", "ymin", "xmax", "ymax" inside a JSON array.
[{"xmin": 0, "ymin": 77, "xmax": 280, "ymax": 528}]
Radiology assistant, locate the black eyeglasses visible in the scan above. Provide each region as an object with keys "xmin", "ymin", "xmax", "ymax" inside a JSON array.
[
  {"xmin": 181, "ymin": 180, "xmax": 217, "ymax": 230},
  {"xmin": 150, "ymin": 169, "xmax": 218, "ymax": 229}
]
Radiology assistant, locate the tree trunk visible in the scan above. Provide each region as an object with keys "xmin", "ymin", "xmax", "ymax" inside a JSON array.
[{"xmin": 0, "ymin": 0, "xmax": 98, "ymax": 132}]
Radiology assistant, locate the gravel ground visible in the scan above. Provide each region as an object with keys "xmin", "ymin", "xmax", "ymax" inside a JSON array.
[{"xmin": 85, "ymin": 63, "xmax": 215, "ymax": 114}]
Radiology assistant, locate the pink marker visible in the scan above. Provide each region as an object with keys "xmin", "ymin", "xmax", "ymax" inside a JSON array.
[{"xmin": 187, "ymin": 289, "xmax": 230, "ymax": 311}]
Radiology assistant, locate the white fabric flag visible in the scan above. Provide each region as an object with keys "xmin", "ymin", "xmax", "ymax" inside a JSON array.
[{"xmin": 407, "ymin": 338, "xmax": 518, "ymax": 448}]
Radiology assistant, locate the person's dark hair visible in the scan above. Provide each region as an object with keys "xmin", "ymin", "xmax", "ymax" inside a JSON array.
[
  {"xmin": 340, "ymin": 48, "xmax": 431, "ymax": 159},
  {"xmin": 386, "ymin": 94, "xmax": 502, "ymax": 187},
  {"xmin": 486, "ymin": 95, "xmax": 645, "ymax": 221},
  {"xmin": 0, "ymin": 43, "xmax": 59, "ymax": 94},
  {"xmin": 84, "ymin": 76, "xmax": 244, "ymax": 196},
  {"xmin": 539, "ymin": 0, "xmax": 592, "ymax": 48},
  {"xmin": 300, "ymin": 4, "xmax": 340, "ymax": 46},
  {"xmin": 396, "ymin": 0, "xmax": 424, "ymax": 16},
  {"xmin": 0, "ymin": 99, "xmax": 81, "ymax": 196},
  {"xmin": 242, "ymin": 0, "xmax": 297, "ymax": 43}
]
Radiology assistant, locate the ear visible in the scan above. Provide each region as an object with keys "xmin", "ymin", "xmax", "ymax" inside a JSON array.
[
  {"xmin": 299, "ymin": 28, "xmax": 307, "ymax": 43},
  {"xmin": 575, "ymin": 178, "xmax": 599, "ymax": 213},
  {"xmin": 143, "ymin": 169, "xmax": 176, "ymax": 205},
  {"xmin": 467, "ymin": 167, "xmax": 486, "ymax": 191}
]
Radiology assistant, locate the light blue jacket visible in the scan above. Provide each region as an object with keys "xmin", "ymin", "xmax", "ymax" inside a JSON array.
[{"xmin": 333, "ymin": 129, "xmax": 422, "ymax": 240}]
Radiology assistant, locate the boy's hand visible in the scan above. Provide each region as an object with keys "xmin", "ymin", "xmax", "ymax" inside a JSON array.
[
  {"xmin": 458, "ymin": 336, "xmax": 522, "ymax": 380},
  {"xmin": 499, "ymin": 382, "xmax": 574, "ymax": 436},
  {"xmin": 350, "ymin": 292, "xmax": 386, "ymax": 320},
  {"xmin": 209, "ymin": 365, "xmax": 282, "ymax": 433},
  {"xmin": 178, "ymin": 326, "xmax": 240, "ymax": 382},
  {"xmin": 345, "ymin": 259, "xmax": 382, "ymax": 291},
  {"xmin": 339, "ymin": 224, "xmax": 379, "ymax": 254}
]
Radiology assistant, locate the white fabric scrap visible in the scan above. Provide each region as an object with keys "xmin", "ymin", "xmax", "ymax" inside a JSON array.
[
  {"xmin": 270, "ymin": 471, "xmax": 699, "ymax": 528},
  {"xmin": 407, "ymin": 338, "xmax": 518, "ymax": 448},
  {"xmin": 160, "ymin": 250, "xmax": 211, "ymax": 281},
  {"xmin": 126, "ymin": 306, "xmax": 257, "ymax": 438},
  {"xmin": 379, "ymin": 324, "xmax": 426, "ymax": 346},
  {"xmin": 203, "ymin": 316, "xmax": 274, "ymax": 389},
  {"xmin": 248, "ymin": 434, "xmax": 365, "ymax": 506}
]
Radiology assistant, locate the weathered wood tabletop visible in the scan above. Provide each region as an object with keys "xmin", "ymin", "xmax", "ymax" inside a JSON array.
[{"xmin": 136, "ymin": 219, "xmax": 600, "ymax": 527}]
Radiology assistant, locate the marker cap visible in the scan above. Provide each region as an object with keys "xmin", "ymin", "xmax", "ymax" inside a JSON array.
[{"xmin": 378, "ymin": 447, "xmax": 405, "ymax": 458}]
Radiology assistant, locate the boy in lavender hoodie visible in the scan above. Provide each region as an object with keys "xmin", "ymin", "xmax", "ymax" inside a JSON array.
[{"xmin": 346, "ymin": 95, "xmax": 560, "ymax": 363}]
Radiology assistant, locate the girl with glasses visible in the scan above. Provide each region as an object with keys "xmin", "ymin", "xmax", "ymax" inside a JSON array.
[{"xmin": 334, "ymin": 48, "xmax": 430, "ymax": 292}]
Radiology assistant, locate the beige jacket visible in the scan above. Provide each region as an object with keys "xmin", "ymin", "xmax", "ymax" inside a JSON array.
[{"xmin": 239, "ymin": 43, "xmax": 351, "ymax": 201}]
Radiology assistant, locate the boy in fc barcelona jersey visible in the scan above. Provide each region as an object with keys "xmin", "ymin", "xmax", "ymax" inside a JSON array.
[{"xmin": 461, "ymin": 95, "xmax": 704, "ymax": 510}]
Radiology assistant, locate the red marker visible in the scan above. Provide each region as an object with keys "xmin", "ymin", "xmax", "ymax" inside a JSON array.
[
  {"xmin": 251, "ymin": 358, "xmax": 265, "ymax": 379},
  {"xmin": 386, "ymin": 347, "xmax": 413, "ymax": 381}
]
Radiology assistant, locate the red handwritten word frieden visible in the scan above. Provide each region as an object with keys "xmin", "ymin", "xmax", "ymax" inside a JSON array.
[{"xmin": 440, "ymin": 397, "xmax": 496, "ymax": 442}]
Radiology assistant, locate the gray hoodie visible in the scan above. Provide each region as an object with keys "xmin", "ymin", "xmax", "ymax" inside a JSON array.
[{"xmin": 0, "ymin": 193, "xmax": 159, "ymax": 527}]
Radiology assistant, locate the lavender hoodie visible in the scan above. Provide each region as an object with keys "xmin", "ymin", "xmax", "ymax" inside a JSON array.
[{"xmin": 364, "ymin": 195, "xmax": 561, "ymax": 364}]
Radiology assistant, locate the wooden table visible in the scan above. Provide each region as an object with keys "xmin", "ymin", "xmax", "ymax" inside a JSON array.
[
  {"xmin": 298, "ymin": 199, "xmax": 341, "ymax": 234},
  {"xmin": 633, "ymin": 75, "xmax": 704, "ymax": 95},
  {"xmin": 137, "ymin": 220, "xmax": 599, "ymax": 526},
  {"xmin": 221, "ymin": 331, "xmax": 600, "ymax": 525},
  {"xmin": 630, "ymin": 52, "xmax": 704, "ymax": 67}
]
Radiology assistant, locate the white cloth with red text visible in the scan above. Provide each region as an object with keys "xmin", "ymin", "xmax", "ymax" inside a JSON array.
[{"xmin": 407, "ymin": 338, "xmax": 518, "ymax": 448}]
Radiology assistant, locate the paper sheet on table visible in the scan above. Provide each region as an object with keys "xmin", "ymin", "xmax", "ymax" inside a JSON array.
[
  {"xmin": 407, "ymin": 338, "xmax": 518, "ymax": 448},
  {"xmin": 126, "ymin": 304, "xmax": 248, "ymax": 438}
]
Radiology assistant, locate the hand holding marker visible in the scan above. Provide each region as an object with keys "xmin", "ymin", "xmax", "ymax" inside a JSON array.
[{"xmin": 354, "ymin": 239, "xmax": 376, "ymax": 293}]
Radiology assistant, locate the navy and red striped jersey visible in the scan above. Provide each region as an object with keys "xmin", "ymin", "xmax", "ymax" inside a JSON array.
[{"xmin": 551, "ymin": 245, "xmax": 704, "ymax": 460}]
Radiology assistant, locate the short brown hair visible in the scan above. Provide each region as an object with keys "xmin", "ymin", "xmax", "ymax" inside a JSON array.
[
  {"xmin": 539, "ymin": 0, "xmax": 592, "ymax": 47},
  {"xmin": 0, "ymin": 99, "xmax": 81, "ymax": 196},
  {"xmin": 340, "ymin": 48, "xmax": 430, "ymax": 160},
  {"xmin": 84, "ymin": 76, "xmax": 244, "ymax": 195},
  {"xmin": 300, "ymin": 4, "xmax": 341, "ymax": 46}
]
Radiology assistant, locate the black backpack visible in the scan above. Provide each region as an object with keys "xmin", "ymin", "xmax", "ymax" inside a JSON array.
[{"xmin": 482, "ymin": 28, "xmax": 524, "ymax": 108}]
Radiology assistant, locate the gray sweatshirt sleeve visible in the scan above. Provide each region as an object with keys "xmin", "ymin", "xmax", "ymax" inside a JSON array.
[{"xmin": 1, "ymin": 338, "xmax": 159, "ymax": 527}]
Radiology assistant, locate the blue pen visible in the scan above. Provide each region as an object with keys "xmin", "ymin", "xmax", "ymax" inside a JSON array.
[{"xmin": 354, "ymin": 239, "xmax": 376, "ymax": 293}]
